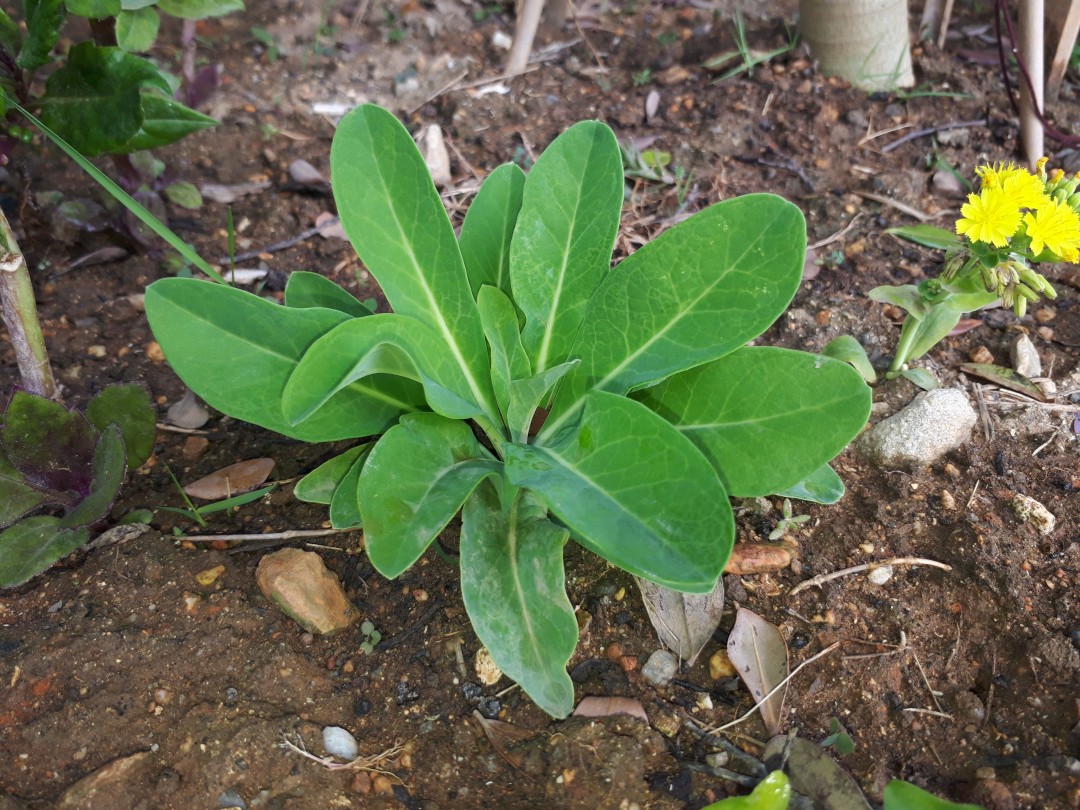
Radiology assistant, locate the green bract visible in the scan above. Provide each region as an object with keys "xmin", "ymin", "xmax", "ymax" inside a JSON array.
[{"xmin": 144, "ymin": 104, "xmax": 871, "ymax": 717}]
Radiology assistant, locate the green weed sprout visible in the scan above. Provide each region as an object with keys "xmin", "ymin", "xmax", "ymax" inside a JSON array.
[{"xmin": 874, "ymin": 159, "xmax": 1073, "ymax": 385}]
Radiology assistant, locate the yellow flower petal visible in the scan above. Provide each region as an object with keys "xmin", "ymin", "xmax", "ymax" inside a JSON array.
[
  {"xmin": 956, "ymin": 187, "xmax": 1021, "ymax": 247},
  {"xmin": 1024, "ymin": 199, "xmax": 1080, "ymax": 262}
]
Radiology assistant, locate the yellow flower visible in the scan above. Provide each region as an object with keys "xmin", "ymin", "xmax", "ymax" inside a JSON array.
[
  {"xmin": 1024, "ymin": 199, "xmax": 1080, "ymax": 262},
  {"xmin": 976, "ymin": 162, "xmax": 1048, "ymax": 209},
  {"xmin": 956, "ymin": 187, "xmax": 1022, "ymax": 247}
]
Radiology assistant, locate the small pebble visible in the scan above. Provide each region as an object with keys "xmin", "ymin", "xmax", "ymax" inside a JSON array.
[
  {"xmin": 1010, "ymin": 493, "xmax": 1055, "ymax": 535},
  {"xmin": 944, "ymin": 462, "xmax": 961, "ymax": 478},
  {"xmin": 146, "ymin": 341, "xmax": 165, "ymax": 362},
  {"xmin": 322, "ymin": 726, "xmax": 359, "ymax": 760},
  {"xmin": 940, "ymin": 490, "xmax": 956, "ymax": 510},
  {"xmin": 218, "ymin": 789, "xmax": 246, "ymax": 809},
  {"xmin": 372, "ymin": 774, "xmax": 395, "ymax": 796},
  {"xmin": 87, "ymin": 344, "xmax": 107, "ymax": 358},
  {"xmin": 867, "ymin": 565, "xmax": 894, "ymax": 585},
  {"xmin": 968, "ymin": 345, "xmax": 994, "ymax": 364},
  {"xmin": 474, "ymin": 647, "xmax": 502, "ymax": 686},
  {"xmin": 1035, "ymin": 307, "xmax": 1056, "ymax": 323},
  {"xmin": 1010, "ymin": 334, "xmax": 1041, "ymax": 378},
  {"xmin": 641, "ymin": 649, "xmax": 679, "ymax": 687},
  {"xmin": 709, "ymin": 650, "xmax": 737, "ymax": 679}
]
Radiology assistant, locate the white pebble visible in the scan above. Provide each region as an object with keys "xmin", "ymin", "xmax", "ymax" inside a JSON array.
[
  {"xmin": 867, "ymin": 565, "xmax": 894, "ymax": 585},
  {"xmin": 322, "ymin": 726, "xmax": 358, "ymax": 760}
]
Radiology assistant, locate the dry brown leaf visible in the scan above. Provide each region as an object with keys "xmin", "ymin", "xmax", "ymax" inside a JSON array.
[
  {"xmin": 572, "ymin": 696, "xmax": 648, "ymax": 722},
  {"xmin": 472, "ymin": 710, "xmax": 539, "ymax": 769},
  {"xmin": 184, "ymin": 458, "xmax": 276, "ymax": 500},
  {"xmin": 727, "ymin": 607, "xmax": 789, "ymax": 736}
]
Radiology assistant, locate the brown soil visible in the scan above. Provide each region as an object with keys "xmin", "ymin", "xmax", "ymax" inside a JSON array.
[{"xmin": 2, "ymin": 2, "xmax": 1079, "ymax": 808}]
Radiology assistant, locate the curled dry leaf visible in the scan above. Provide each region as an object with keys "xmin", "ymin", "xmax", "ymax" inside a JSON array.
[
  {"xmin": 166, "ymin": 388, "xmax": 210, "ymax": 430},
  {"xmin": 636, "ymin": 575, "xmax": 725, "ymax": 666},
  {"xmin": 472, "ymin": 709, "xmax": 539, "ymax": 770},
  {"xmin": 724, "ymin": 543, "xmax": 791, "ymax": 575},
  {"xmin": 727, "ymin": 607, "xmax": 789, "ymax": 736},
  {"xmin": 572, "ymin": 696, "xmax": 648, "ymax": 723},
  {"xmin": 184, "ymin": 457, "xmax": 276, "ymax": 500},
  {"xmin": 200, "ymin": 181, "xmax": 272, "ymax": 204}
]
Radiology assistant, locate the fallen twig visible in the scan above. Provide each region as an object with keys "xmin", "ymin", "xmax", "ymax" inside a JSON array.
[
  {"xmin": 177, "ymin": 528, "xmax": 357, "ymax": 543},
  {"xmin": 809, "ymin": 213, "xmax": 863, "ymax": 250},
  {"xmin": 881, "ymin": 119, "xmax": 988, "ymax": 153},
  {"xmin": 788, "ymin": 557, "xmax": 952, "ymax": 596},
  {"xmin": 851, "ymin": 191, "xmax": 938, "ymax": 222},
  {"xmin": 280, "ymin": 732, "xmax": 406, "ymax": 776}
]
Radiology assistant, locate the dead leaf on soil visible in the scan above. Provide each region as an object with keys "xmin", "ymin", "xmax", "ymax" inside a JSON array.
[
  {"xmin": 959, "ymin": 362, "xmax": 1048, "ymax": 401},
  {"xmin": 763, "ymin": 735, "xmax": 872, "ymax": 809},
  {"xmin": 288, "ymin": 158, "xmax": 329, "ymax": 188},
  {"xmin": 572, "ymin": 696, "xmax": 648, "ymax": 722},
  {"xmin": 727, "ymin": 607, "xmax": 789, "ymax": 736},
  {"xmin": 725, "ymin": 543, "xmax": 791, "ymax": 575},
  {"xmin": 948, "ymin": 318, "xmax": 983, "ymax": 336},
  {"xmin": 636, "ymin": 575, "xmax": 725, "ymax": 666},
  {"xmin": 184, "ymin": 458, "xmax": 276, "ymax": 500},
  {"xmin": 472, "ymin": 709, "xmax": 539, "ymax": 769},
  {"xmin": 315, "ymin": 211, "xmax": 348, "ymax": 240}
]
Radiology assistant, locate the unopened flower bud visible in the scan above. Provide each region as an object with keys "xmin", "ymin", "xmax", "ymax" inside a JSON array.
[{"xmin": 1014, "ymin": 295, "xmax": 1028, "ymax": 318}]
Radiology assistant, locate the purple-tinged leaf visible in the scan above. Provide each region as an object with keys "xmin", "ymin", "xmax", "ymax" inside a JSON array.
[
  {"xmin": 61, "ymin": 426, "xmax": 127, "ymax": 528},
  {"xmin": 87, "ymin": 383, "xmax": 157, "ymax": 468},
  {"xmin": 2, "ymin": 391, "xmax": 98, "ymax": 496},
  {"xmin": 184, "ymin": 63, "xmax": 221, "ymax": 108},
  {"xmin": 0, "ymin": 451, "xmax": 49, "ymax": 529},
  {"xmin": 0, "ymin": 516, "xmax": 89, "ymax": 588}
]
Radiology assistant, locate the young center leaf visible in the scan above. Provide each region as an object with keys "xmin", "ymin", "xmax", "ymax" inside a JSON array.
[
  {"xmin": 637, "ymin": 347, "xmax": 871, "ymax": 497},
  {"xmin": 361, "ymin": 414, "xmax": 500, "ymax": 578},
  {"xmin": 543, "ymin": 194, "xmax": 805, "ymax": 441},
  {"xmin": 460, "ymin": 162, "xmax": 525, "ymax": 297},
  {"xmin": 460, "ymin": 482, "xmax": 577, "ymax": 718},
  {"xmin": 284, "ymin": 271, "xmax": 374, "ymax": 317},
  {"xmin": 330, "ymin": 104, "xmax": 497, "ymax": 421},
  {"xmin": 476, "ymin": 284, "xmax": 531, "ymax": 419},
  {"xmin": 503, "ymin": 391, "xmax": 733, "ymax": 592},
  {"xmin": 509, "ymin": 120, "xmax": 623, "ymax": 373},
  {"xmin": 145, "ymin": 278, "xmax": 424, "ymax": 441},
  {"xmin": 294, "ymin": 445, "xmax": 370, "ymax": 505}
]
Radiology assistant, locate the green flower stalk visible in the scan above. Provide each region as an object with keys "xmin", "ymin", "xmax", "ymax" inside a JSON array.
[
  {"xmin": 872, "ymin": 159, "xmax": 1075, "ymax": 382},
  {"xmin": 0, "ymin": 209, "xmax": 57, "ymax": 399}
]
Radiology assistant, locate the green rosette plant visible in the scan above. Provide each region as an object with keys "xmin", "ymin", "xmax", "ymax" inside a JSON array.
[{"xmin": 144, "ymin": 104, "xmax": 871, "ymax": 717}]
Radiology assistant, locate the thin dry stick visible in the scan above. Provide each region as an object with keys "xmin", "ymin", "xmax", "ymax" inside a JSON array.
[
  {"xmin": 809, "ymin": 213, "xmax": 863, "ymax": 250},
  {"xmin": 973, "ymin": 383, "xmax": 994, "ymax": 442},
  {"xmin": 910, "ymin": 647, "xmax": 944, "ymax": 712},
  {"xmin": 177, "ymin": 528, "xmax": 357, "ymax": 543},
  {"xmin": 789, "ymin": 557, "xmax": 952, "ymax": 596},
  {"xmin": 857, "ymin": 122, "xmax": 913, "ymax": 147},
  {"xmin": 880, "ymin": 119, "xmax": 988, "ymax": 153},
  {"xmin": 155, "ymin": 422, "xmax": 210, "ymax": 435},
  {"xmin": 945, "ymin": 619, "xmax": 963, "ymax": 671},
  {"xmin": 704, "ymin": 642, "xmax": 840, "ymax": 734},
  {"xmin": 280, "ymin": 732, "xmax": 405, "ymax": 775},
  {"xmin": 851, "ymin": 191, "xmax": 936, "ymax": 222},
  {"xmin": 901, "ymin": 707, "xmax": 953, "ymax": 719},
  {"xmin": 965, "ymin": 479, "xmax": 981, "ymax": 510}
]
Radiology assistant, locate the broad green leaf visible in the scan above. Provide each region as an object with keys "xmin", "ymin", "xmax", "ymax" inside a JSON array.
[
  {"xmin": 510, "ymin": 120, "xmax": 622, "ymax": 373},
  {"xmin": 543, "ymin": 194, "xmax": 805, "ymax": 441},
  {"xmin": 362, "ymin": 414, "xmax": 499, "ymax": 578},
  {"xmin": 460, "ymin": 482, "xmax": 577, "ymax": 718},
  {"xmin": 883, "ymin": 780, "xmax": 983, "ymax": 810},
  {"xmin": 60, "ymin": 426, "xmax": 126, "ymax": 528},
  {"xmin": 900, "ymin": 367, "xmax": 940, "ymax": 390},
  {"xmin": 330, "ymin": 104, "xmax": 497, "ymax": 421},
  {"xmin": 120, "ymin": 92, "xmax": 216, "ymax": 152},
  {"xmin": 637, "ymin": 347, "xmax": 870, "ymax": 497},
  {"xmin": 503, "ymin": 391, "xmax": 732, "ymax": 592},
  {"xmin": 121, "ymin": 0, "xmax": 157, "ymax": 9},
  {"xmin": 145, "ymin": 278, "xmax": 424, "ymax": 441},
  {"xmin": 3, "ymin": 390, "xmax": 97, "ymax": 495},
  {"xmin": 0, "ymin": 516, "xmax": 88, "ymax": 587},
  {"xmin": 39, "ymin": 43, "xmax": 171, "ymax": 156},
  {"xmin": 282, "ymin": 313, "xmax": 482, "ymax": 423},
  {"xmin": 869, "ymin": 284, "xmax": 928, "ymax": 319},
  {"xmin": 294, "ymin": 445, "xmax": 369, "ymax": 505},
  {"xmin": 164, "ymin": 180, "xmax": 201, "ymax": 209},
  {"xmin": 901, "ymin": 304, "xmax": 963, "ymax": 364},
  {"xmin": 885, "ymin": 224, "xmax": 957, "ymax": 250},
  {"xmin": 66, "ymin": 0, "xmax": 120, "ymax": 18},
  {"xmin": 86, "ymin": 383, "xmax": 156, "ymax": 468},
  {"xmin": 0, "ymin": 452, "xmax": 48, "ymax": 528},
  {"xmin": 822, "ymin": 334, "xmax": 876, "ymax": 384},
  {"xmin": 773, "ymin": 464, "xmax": 845, "ymax": 505},
  {"xmin": 19, "ymin": 0, "xmax": 64, "ymax": 71},
  {"xmin": 459, "ymin": 162, "xmax": 525, "ymax": 296},
  {"xmin": 0, "ymin": 9, "xmax": 22, "ymax": 58},
  {"xmin": 285, "ymin": 271, "xmax": 373, "ymax": 318},
  {"xmin": 507, "ymin": 360, "xmax": 578, "ymax": 443},
  {"xmin": 477, "ymin": 284, "xmax": 530, "ymax": 418},
  {"xmin": 155, "ymin": 0, "xmax": 242, "ymax": 18},
  {"xmin": 701, "ymin": 771, "xmax": 791, "ymax": 810},
  {"xmin": 329, "ymin": 452, "xmax": 365, "ymax": 528}
]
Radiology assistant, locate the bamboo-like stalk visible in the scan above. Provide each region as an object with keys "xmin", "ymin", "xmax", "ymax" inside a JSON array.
[
  {"xmin": 1018, "ymin": 0, "xmax": 1045, "ymax": 168},
  {"xmin": 0, "ymin": 210, "xmax": 57, "ymax": 399}
]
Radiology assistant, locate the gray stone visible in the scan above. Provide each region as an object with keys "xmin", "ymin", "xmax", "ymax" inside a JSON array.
[
  {"xmin": 856, "ymin": 388, "xmax": 976, "ymax": 471},
  {"xmin": 1010, "ymin": 334, "xmax": 1042, "ymax": 378},
  {"xmin": 641, "ymin": 649, "xmax": 679, "ymax": 687},
  {"xmin": 931, "ymin": 169, "xmax": 966, "ymax": 198}
]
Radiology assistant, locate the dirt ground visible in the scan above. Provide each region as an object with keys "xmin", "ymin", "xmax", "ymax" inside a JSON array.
[{"xmin": 1, "ymin": 1, "xmax": 1079, "ymax": 808}]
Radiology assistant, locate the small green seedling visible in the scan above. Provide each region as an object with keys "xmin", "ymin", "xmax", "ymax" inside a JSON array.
[
  {"xmin": 702, "ymin": 771, "xmax": 791, "ymax": 809},
  {"xmin": 159, "ymin": 465, "xmax": 275, "ymax": 529},
  {"xmin": 145, "ymin": 104, "xmax": 871, "ymax": 717},
  {"xmin": 359, "ymin": 620, "xmax": 381, "ymax": 654},
  {"xmin": 768, "ymin": 499, "xmax": 810, "ymax": 540},
  {"xmin": 703, "ymin": 12, "xmax": 798, "ymax": 82},
  {"xmin": 883, "ymin": 780, "xmax": 984, "ymax": 810},
  {"xmin": 819, "ymin": 717, "xmax": 855, "ymax": 755}
]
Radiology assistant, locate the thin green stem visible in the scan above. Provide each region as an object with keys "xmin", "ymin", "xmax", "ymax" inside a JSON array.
[
  {"xmin": 474, "ymin": 414, "xmax": 508, "ymax": 457},
  {"xmin": 0, "ymin": 209, "xmax": 57, "ymax": 399},
  {"xmin": 886, "ymin": 313, "xmax": 922, "ymax": 379}
]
